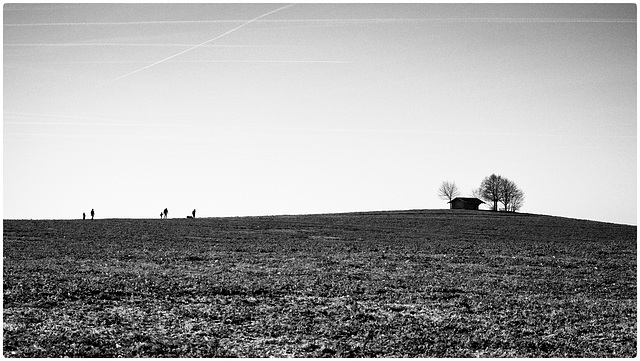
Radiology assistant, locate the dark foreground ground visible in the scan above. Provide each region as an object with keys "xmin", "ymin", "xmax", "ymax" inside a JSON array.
[{"xmin": 3, "ymin": 210, "xmax": 637, "ymax": 357}]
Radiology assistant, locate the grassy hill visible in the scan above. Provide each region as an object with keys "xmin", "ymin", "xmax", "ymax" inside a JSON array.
[{"xmin": 3, "ymin": 210, "xmax": 636, "ymax": 357}]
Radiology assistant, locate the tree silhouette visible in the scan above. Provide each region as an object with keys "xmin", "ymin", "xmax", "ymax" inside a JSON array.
[
  {"xmin": 479, "ymin": 174, "xmax": 501, "ymax": 211},
  {"xmin": 499, "ymin": 178, "xmax": 517, "ymax": 211},
  {"xmin": 480, "ymin": 174, "xmax": 525, "ymax": 212},
  {"xmin": 510, "ymin": 187, "xmax": 525, "ymax": 212},
  {"xmin": 438, "ymin": 181, "xmax": 461, "ymax": 203}
]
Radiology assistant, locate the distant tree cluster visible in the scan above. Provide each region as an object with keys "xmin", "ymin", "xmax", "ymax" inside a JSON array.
[
  {"xmin": 438, "ymin": 174, "xmax": 525, "ymax": 212},
  {"xmin": 478, "ymin": 174, "xmax": 524, "ymax": 212}
]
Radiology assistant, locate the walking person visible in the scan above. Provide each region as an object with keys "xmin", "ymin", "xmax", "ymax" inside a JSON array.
[
  {"xmin": 83, "ymin": 212, "xmax": 86, "ymax": 220},
  {"xmin": 192, "ymin": 209, "xmax": 196, "ymax": 219},
  {"xmin": 163, "ymin": 208, "xmax": 168, "ymax": 219},
  {"xmin": 91, "ymin": 209, "xmax": 95, "ymax": 220}
]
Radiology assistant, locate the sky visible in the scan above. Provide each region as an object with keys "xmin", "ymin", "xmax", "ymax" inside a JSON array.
[{"xmin": 3, "ymin": 3, "xmax": 637, "ymax": 225}]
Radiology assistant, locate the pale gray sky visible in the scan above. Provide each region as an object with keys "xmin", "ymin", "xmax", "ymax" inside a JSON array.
[{"xmin": 3, "ymin": 3, "xmax": 637, "ymax": 224}]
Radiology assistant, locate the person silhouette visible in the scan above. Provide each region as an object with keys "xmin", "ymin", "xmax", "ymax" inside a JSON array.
[
  {"xmin": 192, "ymin": 209, "xmax": 196, "ymax": 218},
  {"xmin": 163, "ymin": 208, "xmax": 168, "ymax": 219},
  {"xmin": 91, "ymin": 209, "xmax": 95, "ymax": 220},
  {"xmin": 83, "ymin": 212, "xmax": 86, "ymax": 220},
  {"xmin": 160, "ymin": 212, "xmax": 163, "ymax": 219}
]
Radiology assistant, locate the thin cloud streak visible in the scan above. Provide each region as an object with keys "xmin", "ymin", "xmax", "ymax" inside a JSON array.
[
  {"xmin": 5, "ymin": 112, "xmax": 144, "ymax": 124},
  {"xmin": 3, "ymin": 5, "xmax": 78, "ymax": 12},
  {"xmin": 5, "ymin": 17, "xmax": 635, "ymax": 26},
  {"xmin": 4, "ymin": 113, "xmax": 218, "ymax": 128},
  {"xmin": 4, "ymin": 110, "xmax": 252, "ymax": 117},
  {"xmin": 4, "ymin": 132, "xmax": 226, "ymax": 141},
  {"xmin": 8, "ymin": 60, "xmax": 350, "ymax": 65},
  {"xmin": 5, "ymin": 43, "xmax": 296, "ymax": 48},
  {"xmin": 96, "ymin": 3, "xmax": 296, "ymax": 88},
  {"xmin": 5, "ymin": 121, "xmax": 181, "ymax": 128}
]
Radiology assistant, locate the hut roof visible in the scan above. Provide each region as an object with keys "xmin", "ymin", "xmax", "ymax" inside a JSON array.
[{"xmin": 448, "ymin": 197, "xmax": 485, "ymax": 204}]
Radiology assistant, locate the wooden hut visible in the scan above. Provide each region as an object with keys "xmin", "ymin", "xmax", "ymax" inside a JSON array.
[{"xmin": 448, "ymin": 197, "xmax": 484, "ymax": 210}]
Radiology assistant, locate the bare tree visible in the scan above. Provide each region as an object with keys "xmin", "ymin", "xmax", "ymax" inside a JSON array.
[
  {"xmin": 481, "ymin": 175, "xmax": 525, "ymax": 212},
  {"xmin": 499, "ymin": 177, "xmax": 516, "ymax": 212},
  {"xmin": 510, "ymin": 188, "xmax": 525, "ymax": 212},
  {"xmin": 479, "ymin": 174, "xmax": 502, "ymax": 211},
  {"xmin": 499, "ymin": 177, "xmax": 525, "ymax": 212},
  {"xmin": 438, "ymin": 181, "xmax": 461, "ymax": 203}
]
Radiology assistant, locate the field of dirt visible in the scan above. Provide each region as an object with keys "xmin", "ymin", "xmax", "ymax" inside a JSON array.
[{"xmin": 3, "ymin": 210, "xmax": 636, "ymax": 357}]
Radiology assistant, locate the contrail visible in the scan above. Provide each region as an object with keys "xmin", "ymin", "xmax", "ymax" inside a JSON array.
[{"xmin": 96, "ymin": 3, "xmax": 296, "ymax": 88}]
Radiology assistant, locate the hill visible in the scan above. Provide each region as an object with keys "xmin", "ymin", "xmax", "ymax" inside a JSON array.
[{"xmin": 3, "ymin": 210, "xmax": 636, "ymax": 357}]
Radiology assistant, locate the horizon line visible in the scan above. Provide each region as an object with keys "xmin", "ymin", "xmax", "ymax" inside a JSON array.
[{"xmin": 3, "ymin": 209, "xmax": 635, "ymax": 226}]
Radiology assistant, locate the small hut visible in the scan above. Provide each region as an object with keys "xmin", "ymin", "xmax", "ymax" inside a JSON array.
[{"xmin": 448, "ymin": 197, "xmax": 484, "ymax": 210}]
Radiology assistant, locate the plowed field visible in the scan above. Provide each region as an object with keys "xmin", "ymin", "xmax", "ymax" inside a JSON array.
[{"xmin": 3, "ymin": 210, "xmax": 636, "ymax": 357}]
